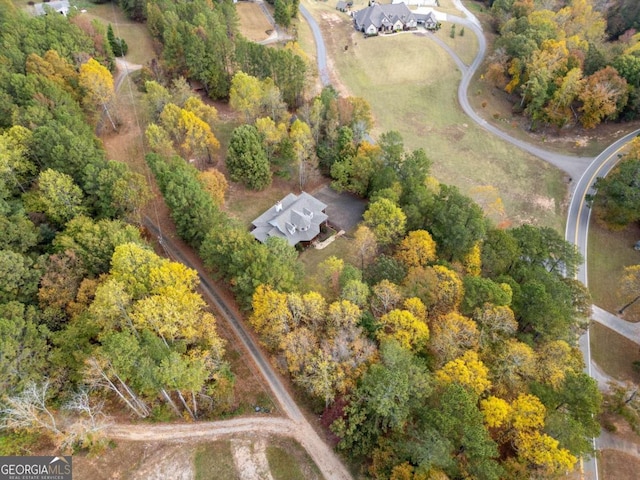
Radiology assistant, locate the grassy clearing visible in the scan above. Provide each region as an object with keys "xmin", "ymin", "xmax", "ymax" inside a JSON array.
[
  {"xmin": 195, "ymin": 441, "xmax": 239, "ymax": 480},
  {"xmin": 224, "ymin": 178, "xmax": 294, "ymax": 227},
  {"xmin": 433, "ymin": 23, "xmax": 479, "ymax": 66},
  {"xmin": 237, "ymin": 2, "xmax": 273, "ymax": 43},
  {"xmin": 431, "ymin": 0, "xmax": 465, "ymax": 16},
  {"xmin": 267, "ymin": 437, "xmax": 324, "ymax": 480},
  {"xmin": 599, "ymin": 450, "xmax": 640, "ymax": 480},
  {"xmin": 587, "ymin": 214, "xmax": 640, "ymax": 319},
  {"xmin": 102, "ymin": 74, "xmax": 147, "ymax": 172},
  {"xmin": 590, "ymin": 322, "xmax": 640, "ymax": 383},
  {"xmin": 77, "ymin": 5, "xmax": 156, "ymax": 65},
  {"xmin": 302, "ymin": 0, "xmax": 566, "ymax": 230},
  {"xmin": 298, "ymin": 235, "xmax": 358, "ymax": 293}
]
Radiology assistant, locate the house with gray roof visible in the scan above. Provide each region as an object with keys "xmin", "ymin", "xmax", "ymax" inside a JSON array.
[
  {"xmin": 392, "ymin": 0, "xmax": 439, "ymax": 6},
  {"xmin": 336, "ymin": 1, "xmax": 352, "ymax": 12},
  {"xmin": 33, "ymin": 0, "xmax": 70, "ymax": 16},
  {"xmin": 353, "ymin": 2, "xmax": 417, "ymax": 36},
  {"xmin": 414, "ymin": 11, "xmax": 439, "ymax": 29},
  {"xmin": 251, "ymin": 192, "xmax": 328, "ymax": 247}
]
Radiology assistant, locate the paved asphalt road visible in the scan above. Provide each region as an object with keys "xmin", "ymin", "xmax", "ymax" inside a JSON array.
[
  {"xmin": 566, "ymin": 128, "xmax": 640, "ymax": 284},
  {"xmin": 447, "ymin": 17, "xmax": 593, "ymax": 181},
  {"xmin": 300, "ymin": 5, "xmax": 330, "ymax": 86}
]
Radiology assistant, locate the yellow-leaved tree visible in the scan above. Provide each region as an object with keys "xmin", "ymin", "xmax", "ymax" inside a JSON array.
[
  {"xmin": 249, "ymin": 285, "xmax": 293, "ymax": 351},
  {"xmin": 480, "ymin": 396, "xmax": 512, "ymax": 429},
  {"xmin": 79, "ymin": 58, "xmax": 116, "ymax": 129},
  {"xmin": 378, "ymin": 308, "xmax": 430, "ymax": 353},
  {"xmin": 510, "ymin": 394, "xmax": 577, "ymax": 474},
  {"xmin": 435, "ymin": 350, "xmax": 491, "ymax": 395},
  {"xmin": 395, "ymin": 229, "xmax": 437, "ymax": 270},
  {"xmin": 198, "ymin": 168, "xmax": 228, "ymax": 206}
]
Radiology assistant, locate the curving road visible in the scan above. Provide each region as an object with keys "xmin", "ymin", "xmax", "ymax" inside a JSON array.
[
  {"xmin": 299, "ymin": 1, "xmax": 640, "ymax": 477},
  {"xmin": 446, "ymin": 17, "xmax": 593, "ymax": 181},
  {"xmin": 300, "ymin": 5, "xmax": 330, "ymax": 86},
  {"xmin": 566, "ymin": 128, "xmax": 640, "ymax": 285}
]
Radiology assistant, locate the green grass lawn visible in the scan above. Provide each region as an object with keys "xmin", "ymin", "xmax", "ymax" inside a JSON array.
[
  {"xmin": 76, "ymin": 4, "xmax": 156, "ymax": 66},
  {"xmin": 267, "ymin": 438, "xmax": 324, "ymax": 480},
  {"xmin": 591, "ymin": 322, "xmax": 640, "ymax": 383},
  {"xmin": 433, "ymin": 22, "xmax": 479, "ymax": 66},
  {"xmin": 195, "ymin": 442, "xmax": 239, "ymax": 480},
  {"xmin": 301, "ymin": 0, "xmax": 567, "ymax": 230},
  {"xmin": 587, "ymin": 213, "xmax": 640, "ymax": 320},
  {"xmin": 298, "ymin": 235, "xmax": 358, "ymax": 293}
]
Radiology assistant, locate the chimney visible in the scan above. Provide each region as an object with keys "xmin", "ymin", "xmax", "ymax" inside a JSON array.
[{"xmin": 275, "ymin": 201, "xmax": 283, "ymax": 212}]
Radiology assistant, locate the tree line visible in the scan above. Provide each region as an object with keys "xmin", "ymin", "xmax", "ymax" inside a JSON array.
[
  {"xmin": 485, "ymin": 0, "xmax": 640, "ymax": 129},
  {"xmin": 0, "ymin": 0, "xmax": 232, "ymax": 452},
  {"xmin": 142, "ymin": 0, "xmax": 307, "ymax": 105}
]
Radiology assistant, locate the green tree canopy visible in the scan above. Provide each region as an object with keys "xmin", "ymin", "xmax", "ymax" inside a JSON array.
[{"xmin": 226, "ymin": 124, "xmax": 272, "ymax": 190}]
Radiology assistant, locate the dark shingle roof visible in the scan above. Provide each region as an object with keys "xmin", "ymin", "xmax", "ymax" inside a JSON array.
[{"xmin": 353, "ymin": 3, "xmax": 414, "ymax": 31}]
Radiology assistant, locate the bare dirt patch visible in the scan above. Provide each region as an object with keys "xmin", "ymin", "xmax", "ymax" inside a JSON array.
[{"xmin": 232, "ymin": 437, "xmax": 273, "ymax": 480}]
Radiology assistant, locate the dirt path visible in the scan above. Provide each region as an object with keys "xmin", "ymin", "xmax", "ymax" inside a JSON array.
[
  {"xmin": 106, "ymin": 416, "xmax": 350, "ymax": 479},
  {"xmin": 138, "ymin": 220, "xmax": 352, "ymax": 479},
  {"xmin": 105, "ymin": 55, "xmax": 352, "ymax": 480},
  {"xmin": 114, "ymin": 58, "xmax": 143, "ymax": 92}
]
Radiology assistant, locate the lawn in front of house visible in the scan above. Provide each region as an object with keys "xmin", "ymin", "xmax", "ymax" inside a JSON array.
[
  {"xmin": 301, "ymin": 0, "xmax": 567, "ymax": 230},
  {"xmin": 433, "ymin": 22, "xmax": 479, "ymax": 66},
  {"xmin": 298, "ymin": 235, "xmax": 358, "ymax": 294},
  {"xmin": 587, "ymin": 214, "xmax": 640, "ymax": 321}
]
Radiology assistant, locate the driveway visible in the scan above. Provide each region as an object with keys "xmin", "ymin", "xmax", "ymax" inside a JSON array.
[{"xmin": 311, "ymin": 185, "xmax": 367, "ymax": 233}]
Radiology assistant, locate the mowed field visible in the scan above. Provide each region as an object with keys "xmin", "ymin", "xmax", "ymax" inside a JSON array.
[
  {"xmin": 587, "ymin": 215, "xmax": 640, "ymax": 319},
  {"xmin": 301, "ymin": 0, "xmax": 567, "ymax": 230},
  {"xmin": 76, "ymin": 4, "xmax": 156, "ymax": 65},
  {"xmin": 237, "ymin": 1, "xmax": 273, "ymax": 43}
]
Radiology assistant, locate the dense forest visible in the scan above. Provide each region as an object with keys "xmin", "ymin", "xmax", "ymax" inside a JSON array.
[
  {"xmin": 482, "ymin": 0, "xmax": 640, "ymax": 129},
  {"xmin": 145, "ymin": 73, "xmax": 600, "ymax": 477},
  {"xmin": 0, "ymin": 0, "xmax": 231, "ymax": 450},
  {"xmin": 0, "ymin": 0, "xmax": 605, "ymax": 477}
]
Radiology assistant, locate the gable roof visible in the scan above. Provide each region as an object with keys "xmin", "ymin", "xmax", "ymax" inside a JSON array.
[
  {"xmin": 353, "ymin": 3, "xmax": 415, "ymax": 31},
  {"xmin": 251, "ymin": 192, "xmax": 328, "ymax": 246},
  {"xmin": 414, "ymin": 11, "xmax": 438, "ymax": 24}
]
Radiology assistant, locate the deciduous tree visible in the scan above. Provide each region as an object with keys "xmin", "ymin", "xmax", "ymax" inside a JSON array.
[
  {"xmin": 33, "ymin": 169, "xmax": 86, "ymax": 226},
  {"xmin": 436, "ymin": 350, "xmax": 492, "ymax": 395},
  {"xmin": 79, "ymin": 58, "xmax": 117, "ymax": 129},
  {"xmin": 364, "ymin": 198, "xmax": 407, "ymax": 247},
  {"xmin": 395, "ymin": 229, "xmax": 437, "ymax": 270}
]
